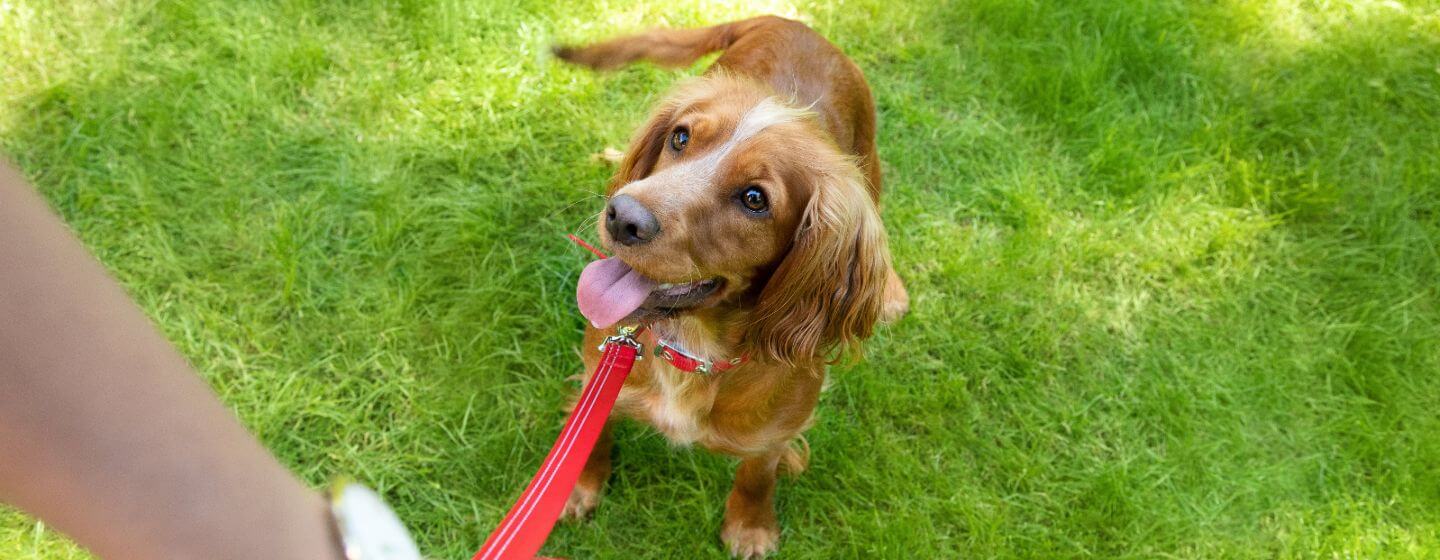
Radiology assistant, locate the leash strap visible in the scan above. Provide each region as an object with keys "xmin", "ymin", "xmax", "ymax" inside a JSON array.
[{"xmin": 472, "ymin": 333, "xmax": 639, "ymax": 560}]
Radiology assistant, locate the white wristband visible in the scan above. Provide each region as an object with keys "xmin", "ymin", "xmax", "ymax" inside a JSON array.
[{"xmin": 329, "ymin": 482, "xmax": 423, "ymax": 560}]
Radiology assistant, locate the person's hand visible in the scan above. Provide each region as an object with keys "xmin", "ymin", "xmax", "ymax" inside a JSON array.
[{"xmin": 0, "ymin": 160, "xmax": 351, "ymax": 560}]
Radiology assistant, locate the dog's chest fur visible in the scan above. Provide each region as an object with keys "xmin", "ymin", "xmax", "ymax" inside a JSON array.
[
  {"xmin": 610, "ymin": 320, "xmax": 763, "ymax": 452},
  {"xmin": 595, "ymin": 317, "xmax": 820, "ymax": 457},
  {"xmin": 614, "ymin": 322, "xmax": 727, "ymax": 446},
  {"xmin": 613, "ymin": 356, "xmax": 817, "ymax": 458},
  {"xmin": 616, "ymin": 362, "xmax": 718, "ymax": 445}
]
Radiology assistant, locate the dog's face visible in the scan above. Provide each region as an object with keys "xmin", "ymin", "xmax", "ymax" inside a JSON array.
[
  {"xmin": 602, "ymin": 83, "xmax": 809, "ymax": 309},
  {"xmin": 591, "ymin": 76, "xmax": 890, "ymax": 364}
]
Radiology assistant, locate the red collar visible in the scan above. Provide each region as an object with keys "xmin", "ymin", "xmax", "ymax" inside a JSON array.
[{"xmin": 640, "ymin": 329, "xmax": 748, "ymax": 375}]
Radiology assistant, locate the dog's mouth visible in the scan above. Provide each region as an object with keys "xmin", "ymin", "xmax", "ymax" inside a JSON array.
[
  {"xmin": 576, "ymin": 257, "xmax": 725, "ymax": 328},
  {"xmin": 642, "ymin": 277, "xmax": 724, "ymax": 315}
]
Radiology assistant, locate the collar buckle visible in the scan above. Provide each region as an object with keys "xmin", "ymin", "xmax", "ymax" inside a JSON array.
[{"xmin": 653, "ymin": 338, "xmax": 738, "ymax": 375}]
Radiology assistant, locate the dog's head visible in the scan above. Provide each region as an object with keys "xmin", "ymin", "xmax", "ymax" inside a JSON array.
[{"xmin": 577, "ymin": 76, "xmax": 890, "ymax": 364}]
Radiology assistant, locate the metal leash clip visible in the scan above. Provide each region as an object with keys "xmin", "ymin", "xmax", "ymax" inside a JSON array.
[{"xmin": 598, "ymin": 324, "xmax": 644, "ymax": 356}]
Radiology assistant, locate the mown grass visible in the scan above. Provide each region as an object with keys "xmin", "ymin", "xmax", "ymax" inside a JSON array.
[{"xmin": 3, "ymin": 0, "xmax": 1439, "ymax": 558}]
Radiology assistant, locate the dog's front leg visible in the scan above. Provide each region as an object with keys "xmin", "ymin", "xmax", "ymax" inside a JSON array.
[
  {"xmin": 721, "ymin": 448, "xmax": 783, "ymax": 558},
  {"xmin": 560, "ymin": 420, "xmax": 612, "ymax": 520}
]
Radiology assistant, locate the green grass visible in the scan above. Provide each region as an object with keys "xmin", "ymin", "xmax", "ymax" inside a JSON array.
[{"xmin": 3, "ymin": 0, "xmax": 1439, "ymax": 557}]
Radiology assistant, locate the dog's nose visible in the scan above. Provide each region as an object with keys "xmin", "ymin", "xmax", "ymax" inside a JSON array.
[{"xmin": 605, "ymin": 194, "xmax": 660, "ymax": 246}]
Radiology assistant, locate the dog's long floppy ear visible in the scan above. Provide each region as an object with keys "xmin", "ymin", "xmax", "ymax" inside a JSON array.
[
  {"xmin": 609, "ymin": 103, "xmax": 676, "ymax": 192},
  {"xmin": 746, "ymin": 164, "xmax": 892, "ymax": 366}
]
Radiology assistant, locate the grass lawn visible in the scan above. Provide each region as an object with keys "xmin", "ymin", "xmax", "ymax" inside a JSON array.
[{"xmin": 3, "ymin": 0, "xmax": 1439, "ymax": 557}]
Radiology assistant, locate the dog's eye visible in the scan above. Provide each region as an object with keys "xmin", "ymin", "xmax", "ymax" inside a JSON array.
[
  {"xmin": 740, "ymin": 186, "xmax": 768, "ymax": 213},
  {"xmin": 670, "ymin": 127, "xmax": 689, "ymax": 151}
]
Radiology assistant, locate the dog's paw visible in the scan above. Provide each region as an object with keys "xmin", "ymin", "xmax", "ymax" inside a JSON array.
[
  {"xmin": 881, "ymin": 294, "xmax": 909, "ymax": 324},
  {"xmin": 879, "ymin": 267, "xmax": 910, "ymax": 324},
  {"xmin": 721, "ymin": 521, "xmax": 779, "ymax": 559},
  {"xmin": 559, "ymin": 485, "xmax": 600, "ymax": 521}
]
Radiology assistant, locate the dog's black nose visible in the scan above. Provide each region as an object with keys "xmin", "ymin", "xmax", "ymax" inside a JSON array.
[{"xmin": 605, "ymin": 194, "xmax": 660, "ymax": 246}]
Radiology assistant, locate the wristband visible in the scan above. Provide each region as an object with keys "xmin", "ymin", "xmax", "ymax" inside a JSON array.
[{"xmin": 328, "ymin": 481, "xmax": 423, "ymax": 560}]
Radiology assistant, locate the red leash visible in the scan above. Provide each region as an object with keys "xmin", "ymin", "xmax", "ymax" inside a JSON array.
[
  {"xmin": 566, "ymin": 234, "xmax": 608, "ymax": 260},
  {"xmin": 472, "ymin": 328, "xmax": 640, "ymax": 560},
  {"xmin": 471, "ymin": 235, "xmax": 630, "ymax": 560}
]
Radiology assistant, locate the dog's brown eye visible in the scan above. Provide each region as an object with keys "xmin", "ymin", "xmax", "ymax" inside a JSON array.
[
  {"xmin": 670, "ymin": 127, "xmax": 689, "ymax": 151},
  {"xmin": 740, "ymin": 186, "xmax": 768, "ymax": 213}
]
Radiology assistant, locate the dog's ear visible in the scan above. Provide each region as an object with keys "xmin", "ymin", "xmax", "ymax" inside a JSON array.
[
  {"xmin": 609, "ymin": 104, "xmax": 676, "ymax": 192},
  {"xmin": 746, "ymin": 164, "xmax": 891, "ymax": 366}
]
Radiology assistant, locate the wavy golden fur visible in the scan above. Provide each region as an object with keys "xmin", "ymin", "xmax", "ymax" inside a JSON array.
[{"xmin": 554, "ymin": 16, "xmax": 908, "ymax": 558}]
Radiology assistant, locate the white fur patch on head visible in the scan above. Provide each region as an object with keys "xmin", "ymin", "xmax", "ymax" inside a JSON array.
[
  {"xmin": 617, "ymin": 97, "xmax": 810, "ymax": 204},
  {"xmin": 729, "ymin": 97, "xmax": 810, "ymax": 150}
]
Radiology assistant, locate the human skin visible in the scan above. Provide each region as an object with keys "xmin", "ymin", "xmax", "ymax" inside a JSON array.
[{"xmin": 0, "ymin": 160, "xmax": 345, "ymax": 560}]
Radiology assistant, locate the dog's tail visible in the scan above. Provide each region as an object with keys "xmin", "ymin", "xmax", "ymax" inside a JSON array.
[{"xmin": 553, "ymin": 16, "xmax": 788, "ymax": 71}]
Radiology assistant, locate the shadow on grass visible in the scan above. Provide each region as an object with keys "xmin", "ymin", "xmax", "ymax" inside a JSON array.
[{"xmin": 2, "ymin": 0, "xmax": 1438, "ymax": 558}]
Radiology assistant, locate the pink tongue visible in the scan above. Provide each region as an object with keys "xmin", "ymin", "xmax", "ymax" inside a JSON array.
[{"xmin": 576, "ymin": 258, "xmax": 657, "ymax": 328}]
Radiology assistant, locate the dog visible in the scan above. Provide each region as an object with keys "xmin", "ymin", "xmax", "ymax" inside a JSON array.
[{"xmin": 556, "ymin": 15, "xmax": 909, "ymax": 557}]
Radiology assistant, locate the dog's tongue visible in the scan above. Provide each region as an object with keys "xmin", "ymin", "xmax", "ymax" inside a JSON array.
[{"xmin": 577, "ymin": 258, "xmax": 657, "ymax": 328}]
